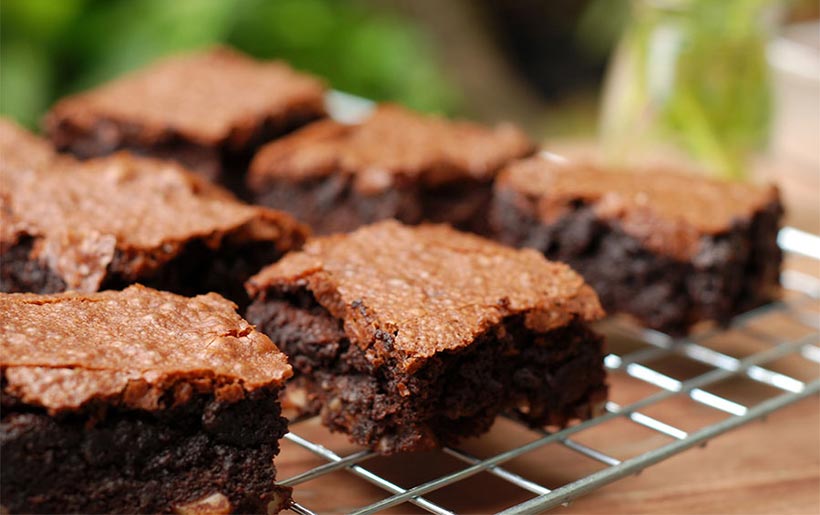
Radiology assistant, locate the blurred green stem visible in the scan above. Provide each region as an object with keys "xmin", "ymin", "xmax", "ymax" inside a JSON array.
[{"xmin": 601, "ymin": 0, "xmax": 776, "ymax": 180}]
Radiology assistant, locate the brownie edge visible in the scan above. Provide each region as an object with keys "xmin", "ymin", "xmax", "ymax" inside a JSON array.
[
  {"xmin": 490, "ymin": 156, "xmax": 783, "ymax": 334},
  {"xmin": 1, "ymin": 286, "xmax": 294, "ymax": 513},
  {"xmin": 247, "ymin": 294, "xmax": 608, "ymax": 454},
  {"xmin": 1, "ymin": 387, "xmax": 292, "ymax": 514},
  {"xmin": 44, "ymin": 47, "xmax": 326, "ymax": 186},
  {"xmin": 247, "ymin": 105, "xmax": 535, "ymax": 235},
  {"xmin": 0, "ymin": 124, "xmax": 308, "ymax": 304},
  {"xmin": 245, "ymin": 221, "xmax": 608, "ymax": 453}
]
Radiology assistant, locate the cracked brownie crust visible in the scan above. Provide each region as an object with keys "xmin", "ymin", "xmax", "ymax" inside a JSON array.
[
  {"xmin": 246, "ymin": 221, "xmax": 607, "ymax": 453},
  {"xmin": 491, "ymin": 156, "xmax": 783, "ymax": 334},
  {"xmin": 1, "ymin": 285, "xmax": 293, "ymax": 513},
  {"xmin": 45, "ymin": 47, "xmax": 326, "ymax": 184},
  {"xmin": 247, "ymin": 105, "xmax": 535, "ymax": 234},
  {"xmin": 0, "ymin": 122, "xmax": 307, "ymax": 303}
]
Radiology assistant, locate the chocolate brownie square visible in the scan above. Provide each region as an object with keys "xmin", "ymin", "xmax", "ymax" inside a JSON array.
[
  {"xmin": 0, "ymin": 121, "xmax": 307, "ymax": 304},
  {"xmin": 246, "ymin": 220, "xmax": 607, "ymax": 454},
  {"xmin": 491, "ymin": 154, "xmax": 783, "ymax": 334},
  {"xmin": 246, "ymin": 104, "xmax": 535, "ymax": 235},
  {"xmin": 1, "ymin": 285, "xmax": 293, "ymax": 513},
  {"xmin": 45, "ymin": 47, "xmax": 326, "ymax": 188}
]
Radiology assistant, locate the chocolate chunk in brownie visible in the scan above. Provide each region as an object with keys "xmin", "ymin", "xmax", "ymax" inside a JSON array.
[
  {"xmin": 45, "ymin": 47, "xmax": 326, "ymax": 189},
  {"xmin": 490, "ymin": 154, "xmax": 783, "ymax": 334},
  {"xmin": 246, "ymin": 220, "xmax": 607, "ymax": 454},
  {"xmin": 1, "ymin": 285, "xmax": 293, "ymax": 514},
  {"xmin": 0, "ymin": 121, "xmax": 308, "ymax": 304},
  {"xmin": 247, "ymin": 104, "xmax": 535, "ymax": 234}
]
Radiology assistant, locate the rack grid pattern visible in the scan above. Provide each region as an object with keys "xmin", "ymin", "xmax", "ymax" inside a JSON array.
[{"xmin": 278, "ymin": 227, "xmax": 820, "ymax": 515}]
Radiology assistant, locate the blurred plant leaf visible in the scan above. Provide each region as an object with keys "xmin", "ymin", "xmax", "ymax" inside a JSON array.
[
  {"xmin": 64, "ymin": 0, "xmax": 236, "ymax": 90},
  {"xmin": 2, "ymin": 0, "xmax": 87, "ymax": 42},
  {"xmin": 0, "ymin": 42, "xmax": 52, "ymax": 128},
  {"xmin": 577, "ymin": 0, "xmax": 630, "ymax": 58},
  {"xmin": 0, "ymin": 0, "xmax": 462, "ymax": 128}
]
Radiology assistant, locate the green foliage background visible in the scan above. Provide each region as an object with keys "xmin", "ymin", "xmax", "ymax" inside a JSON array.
[{"xmin": 0, "ymin": 0, "xmax": 463, "ymax": 128}]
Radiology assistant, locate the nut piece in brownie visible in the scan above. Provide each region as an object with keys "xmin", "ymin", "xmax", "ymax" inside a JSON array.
[
  {"xmin": 1, "ymin": 285, "xmax": 293, "ymax": 514},
  {"xmin": 491, "ymin": 154, "xmax": 783, "ymax": 334},
  {"xmin": 0, "ymin": 122, "xmax": 307, "ymax": 303},
  {"xmin": 246, "ymin": 104, "xmax": 535, "ymax": 234},
  {"xmin": 245, "ymin": 220, "xmax": 607, "ymax": 454},
  {"xmin": 45, "ymin": 47, "xmax": 326, "ymax": 187}
]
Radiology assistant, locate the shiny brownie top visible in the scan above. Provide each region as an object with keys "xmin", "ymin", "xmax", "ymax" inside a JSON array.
[
  {"xmin": 248, "ymin": 104, "xmax": 535, "ymax": 194},
  {"xmin": 496, "ymin": 154, "xmax": 782, "ymax": 260},
  {"xmin": 1, "ymin": 285, "xmax": 292, "ymax": 414},
  {"xmin": 248, "ymin": 220, "xmax": 603, "ymax": 373},
  {"xmin": 45, "ymin": 47, "xmax": 326, "ymax": 149},
  {"xmin": 1, "ymin": 122, "xmax": 307, "ymax": 292}
]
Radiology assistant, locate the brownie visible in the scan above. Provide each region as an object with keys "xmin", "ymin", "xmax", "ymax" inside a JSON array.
[
  {"xmin": 0, "ymin": 118, "xmax": 60, "ymax": 172},
  {"xmin": 245, "ymin": 220, "xmax": 607, "ymax": 454},
  {"xmin": 491, "ymin": 155, "xmax": 783, "ymax": 334},
  {"xmin": 246, "ymin": 104, "xmax": 535, "ymax": 235},
  {"xmin": 45, "ymin": 47, "xmax": 326, "ymax": 189},
  {"xmin": 0, "ymin": 121, "xmax": 308, "ymax": 304},
  {"xmin": 1, "ymin": 285, "xmax": 293, "ymax": 514}
]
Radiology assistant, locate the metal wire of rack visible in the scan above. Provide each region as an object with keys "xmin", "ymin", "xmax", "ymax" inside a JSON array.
[{"xmin": 277, "ymin": 227, "xmax": 820, "ymax": 515}]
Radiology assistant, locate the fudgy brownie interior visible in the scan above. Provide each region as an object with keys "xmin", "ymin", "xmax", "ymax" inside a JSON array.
[
  {"xmin": 1, "ymin": 285, "xmax": 294, "ymax": 513},
  {"xmin": 45, "ymin": 47, "xmax": 327, "ymax": 191},
  {"xmin": 51, "ymin": 106, "xmax": 324, "ymax": 193},
  {"xmin": 0, "ymin": 129, "xmax": 308, "ymax": 302},
  {"xmin": 0, "ymin": 236, "xmax": 285, "ymax": 308},
  {"xmin": 493, "ymin": 191, "xmax": 783, "ymax": 334},
  {"xmin": 1, "ymin": 386, "xmax": 290, "ymax": 514},
  {"xmin": 247, "ymin": 287, "xmax": 607, "ymax": 454},
  {"xmin": 252, "ymin": 175, "xmax": 493, "ymax": 236},
  {"xmin": 245, "ymin": 220, "xmax": 608, "ymax": 453},
  {"xmin": 105, "ymin": 237, "xmax": 287, "ymax": 309},
  {"xmin": 247, "ymin": 106, "xmax": 535, "ymax": 235},
  {"xmin": 0, "ymin": 237, "xmax": 68, "ymax": 294}
]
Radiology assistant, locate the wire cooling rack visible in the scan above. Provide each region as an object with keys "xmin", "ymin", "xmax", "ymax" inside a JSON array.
[{"xmin": 276, "ymin": 227, "xmax": 820, "ymax": 515}]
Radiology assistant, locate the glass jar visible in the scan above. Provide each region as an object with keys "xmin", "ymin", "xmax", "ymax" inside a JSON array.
[{"xmin": 600, "ymin": 0, "xmax": 777, "ymax": 179}]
